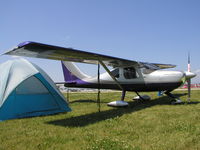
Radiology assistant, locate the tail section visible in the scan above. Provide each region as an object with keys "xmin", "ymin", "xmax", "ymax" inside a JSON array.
[{"xmin": 61, "ymin": 61, "xmax": 90, "ymax": 83}]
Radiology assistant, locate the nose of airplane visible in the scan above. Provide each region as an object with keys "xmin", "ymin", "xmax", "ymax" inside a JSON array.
[{"xmin": 185, "ymin": 71, "xmax": 197, "ymax": 79}]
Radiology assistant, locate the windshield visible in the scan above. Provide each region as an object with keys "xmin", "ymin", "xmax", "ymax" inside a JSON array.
[
  {"xmin": 141, "ymin": 67, "xmax": 154, "ymax": 74},
  {"xmin": 111, "ymin": 68, "xmax": 119, "ymax": 78}
]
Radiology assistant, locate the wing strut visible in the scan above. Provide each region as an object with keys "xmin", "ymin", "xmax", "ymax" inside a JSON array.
[
  {"xmin": 98, "ymin": 60, "xmax": 123, "ymax": 90},
  {"xmin": 97, "ymin": 62, "xmax": 101, "ymax": 112}
]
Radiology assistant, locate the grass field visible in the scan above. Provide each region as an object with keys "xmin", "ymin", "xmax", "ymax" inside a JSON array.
[{"xmin": 0, "ymin": 90, "xmax": 200, "ymax": 150}]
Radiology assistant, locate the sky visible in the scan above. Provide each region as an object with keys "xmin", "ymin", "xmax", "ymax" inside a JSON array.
[{"xmin": 0, "ymin": 0, "xmax": 200, "ymax": 82}]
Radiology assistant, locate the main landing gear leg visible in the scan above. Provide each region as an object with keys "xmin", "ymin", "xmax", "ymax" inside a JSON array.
[
  {"xmin": 165, "ymin": 91, "xmax": 182, "ymax": 104},
  {"xmin": 135, "ymin": 92, "xmax": 145, "ymax": 101},
  {"xmin": 133, "ymin": 92, "xmax": 151, "ymax": 101},
  {"xmin": 121, "ymin": 90, "xmax": 126, "ymax": 101}
]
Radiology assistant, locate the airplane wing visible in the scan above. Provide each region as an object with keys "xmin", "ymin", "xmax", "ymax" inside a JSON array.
[{"xmin": 4, "ymin": 41, "xmax": 176, "ymax": 69}]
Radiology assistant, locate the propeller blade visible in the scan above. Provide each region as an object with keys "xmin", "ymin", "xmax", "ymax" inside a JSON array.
[
  {"xmin": 188, "ymin": 52, "xmax": 191, "ymax": 72},
  {"xmin": 187, "ymin": 52, "xmax": 191, "ymax": 102}
]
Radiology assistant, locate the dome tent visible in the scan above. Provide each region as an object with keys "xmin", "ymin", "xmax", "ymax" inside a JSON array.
[{"xmin": 0, "ymin": 59, "xmax": 71, "ymax": 121}]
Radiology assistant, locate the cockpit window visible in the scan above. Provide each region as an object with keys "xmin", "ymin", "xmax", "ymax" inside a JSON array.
[
  {"xmin": 111, "ymin": 68, "xmax": 119, "ymax": 78},
  {"xmin": 124, "ymin": 67, "xmax": 137, "ymax": 79}
]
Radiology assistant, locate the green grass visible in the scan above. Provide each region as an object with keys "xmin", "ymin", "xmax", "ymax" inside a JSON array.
[{"xmin": 1, "ymin": 90, "xmax": 200, "ymax": 150}]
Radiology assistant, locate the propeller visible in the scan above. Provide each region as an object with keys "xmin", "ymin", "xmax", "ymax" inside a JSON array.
[
  {"xmin": 187, "ymin": 52, "xmax": 191, "ymax": 102},
  {"xmin": 185, "ymin": 52, "xmax": 196, "ymax": 102}
]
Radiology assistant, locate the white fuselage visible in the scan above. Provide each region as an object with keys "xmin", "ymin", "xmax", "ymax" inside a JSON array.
[{"xmin": 66, "ymin": 67, "xmax": 188, "ymax": 92}]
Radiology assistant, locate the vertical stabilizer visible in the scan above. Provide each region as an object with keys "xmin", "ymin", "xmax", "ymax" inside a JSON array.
[{"xmin": 61, "ymin": 61, "xmax": 90, "ymax": 82}]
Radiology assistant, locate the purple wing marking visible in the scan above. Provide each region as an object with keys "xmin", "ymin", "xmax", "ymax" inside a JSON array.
[{"xmin": 17, "ymin": 41, "xmax": 32, "ymax": 47}]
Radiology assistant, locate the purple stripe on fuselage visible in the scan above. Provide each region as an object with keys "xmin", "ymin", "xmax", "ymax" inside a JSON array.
[{"xmin": 66, "ymin": 79, "xmax": 89, "ymax": 84}]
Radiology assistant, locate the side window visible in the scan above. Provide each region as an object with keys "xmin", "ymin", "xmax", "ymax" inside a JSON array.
[
  {"xmin": 111, "ymin": 68, "xmax": 119, "ymax": 78},
  {"xmin": 124, "ymin": 67, "xmax": 137, "ymax": 79}
]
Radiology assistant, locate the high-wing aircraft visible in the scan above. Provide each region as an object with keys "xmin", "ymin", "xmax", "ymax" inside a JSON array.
[{"xmin": 4, "ymin": 41, "xmax": 196, "ymax": 106}]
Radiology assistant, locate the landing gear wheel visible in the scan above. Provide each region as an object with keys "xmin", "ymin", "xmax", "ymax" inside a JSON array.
[
  {"xmin": 171, "ymin": 99, "xmax": 183, "ymax": 105},
  {"xmin": 171, "ymin": 100, "xmax": 176, "ymax": 105},
  {"xmin": 165, "ymin": 91, "xmax": 183, "ymax": 105}
]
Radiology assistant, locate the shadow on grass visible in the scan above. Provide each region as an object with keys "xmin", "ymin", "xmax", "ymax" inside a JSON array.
[
  {"xmin": 46, "ymin": 93, "xmax": 199, "ymax": 127},
  {"xmin": 69, "ymin": 99, "xmax": 109, "ymax": 104},
  {"xmin": 69, "ymin": 99, "xmax": 97, "ymax": 104}
]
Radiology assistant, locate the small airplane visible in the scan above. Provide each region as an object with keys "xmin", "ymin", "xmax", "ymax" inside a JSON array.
[{"xmin": 4, "ymin": 41, "xmax": 196, "ymax": 106}]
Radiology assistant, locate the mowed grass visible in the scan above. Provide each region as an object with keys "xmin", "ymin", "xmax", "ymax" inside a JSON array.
[{"xmin": 1, "ymin": 90, "xmax": 200, "ymax": 150}]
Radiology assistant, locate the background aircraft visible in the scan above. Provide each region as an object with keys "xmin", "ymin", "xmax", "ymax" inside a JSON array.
[{"xmin": 4, "ymin": 41, "xmax": 196, "ymax": 106}]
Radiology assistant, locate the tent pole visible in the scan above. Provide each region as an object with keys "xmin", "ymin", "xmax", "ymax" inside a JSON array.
[{"xmin": 67, "ymin": 88, "xmax": 70, "ymax": 102}]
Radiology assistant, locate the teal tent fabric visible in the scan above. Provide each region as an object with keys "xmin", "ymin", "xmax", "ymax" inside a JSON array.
[{"xmin": 0, "ymin": 59, "xmax": 71, "ymax": 121}]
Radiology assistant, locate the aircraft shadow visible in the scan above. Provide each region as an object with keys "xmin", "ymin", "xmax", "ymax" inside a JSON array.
[
  {"xmin": 69, "ymin": 99, "xmax": 97, "ymax": 104},
  {"xmin": 46, "ymin": 93, "xmax": 199, "ymax": 127},
  {"xmin": 69, "ymin": 99, "xmax": 108, "ymax": 104}
]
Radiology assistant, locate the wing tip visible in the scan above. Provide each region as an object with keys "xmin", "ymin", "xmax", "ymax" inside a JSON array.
[{"xmin": 17, "ymin": 41, "xmax": 33, "ymax": 47}]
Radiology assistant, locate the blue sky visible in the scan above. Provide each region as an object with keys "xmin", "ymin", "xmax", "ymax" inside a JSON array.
[{"xmin": 0, "ymin": 0, "xmax": 200, "ymax": 82}]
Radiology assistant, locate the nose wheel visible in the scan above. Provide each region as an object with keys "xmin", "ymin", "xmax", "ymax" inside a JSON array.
[{"xmin": 165, "ymin": 91, "xmax": 183, "ymax": 104}]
